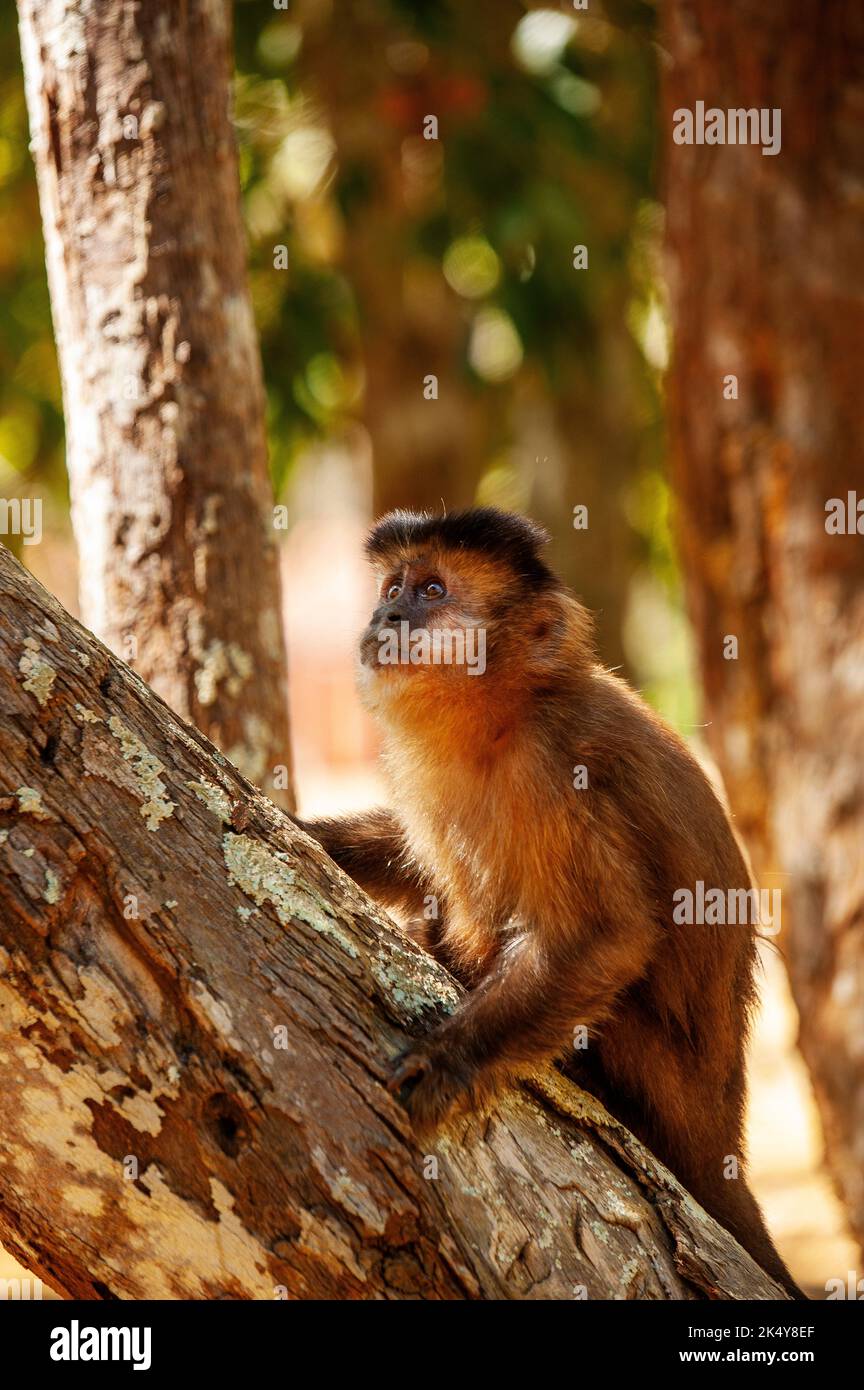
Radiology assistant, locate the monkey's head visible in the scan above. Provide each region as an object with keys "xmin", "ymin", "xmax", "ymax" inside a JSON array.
[{"xmin": 357, "ymin": 507, "xmax": 593, "ymax": 721}]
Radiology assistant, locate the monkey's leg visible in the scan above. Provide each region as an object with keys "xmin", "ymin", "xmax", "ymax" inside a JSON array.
[
  {"xmin": 294, "ymin": 808, "xmax": 434, "ymax": 919},
  {"xmin": 389, "ymin": 921, "xmax": 656, "ymax": 1133}
]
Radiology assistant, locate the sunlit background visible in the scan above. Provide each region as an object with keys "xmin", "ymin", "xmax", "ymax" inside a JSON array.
[{"xmin": 0, "ymin": 0, "xmax": 853, "ymax": 1298}]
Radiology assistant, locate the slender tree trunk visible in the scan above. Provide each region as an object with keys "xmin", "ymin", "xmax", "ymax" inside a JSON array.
[
  {"xmin": 663, "ymin": 0, "xmax": 864, "ymax": 1246},
  {"xmin": 0, "ymin": 546, "xmax": 785, "ymax": 1300},
  {"xmin": 16, "ymin": 0, "xmax": 294, "ymax": 806}
]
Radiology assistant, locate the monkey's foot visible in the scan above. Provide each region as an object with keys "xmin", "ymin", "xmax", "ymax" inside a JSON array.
[{"xmin": 387, "ymin": 1047, "xmax": 471, "ymax": 1136}]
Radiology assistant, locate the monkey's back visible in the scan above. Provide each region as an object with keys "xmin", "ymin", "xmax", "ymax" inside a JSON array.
[{"xmin": 558, "ymin": 666, "xmax": 759, "ymax": 1173}]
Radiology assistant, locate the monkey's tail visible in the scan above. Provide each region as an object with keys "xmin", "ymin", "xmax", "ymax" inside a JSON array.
[{"xmin": 717, "ymin": 1184, "xmax": 808, "ymax": 1301}]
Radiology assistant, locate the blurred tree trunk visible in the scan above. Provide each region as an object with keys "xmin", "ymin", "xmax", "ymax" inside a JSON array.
[
  {"xmin": 663, "ymin": 0, "xmax": 864, "ymax": 1245},
  {"xmin": 17, "ymin": 0, "xmax": 294, "ymax": 807},
  {"xmin": 547, "ymin": 368, "xmax": 642, "ymax": 676},
  {"xmin": 0, "ymin": 546, "xmax": 787, "ymax": 1300},
  {"xmin": 302, "ymin": 1, "xmax": 512, "ymax": 516}
]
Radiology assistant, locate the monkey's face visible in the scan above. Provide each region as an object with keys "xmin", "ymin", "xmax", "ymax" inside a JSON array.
[
  {"xmin": 357, "ymin": 548, "xmax": 507, "ymax": 702},
  {"xmin": 356, "ymin": 509, "xmax": 591, "ymax": 725}
]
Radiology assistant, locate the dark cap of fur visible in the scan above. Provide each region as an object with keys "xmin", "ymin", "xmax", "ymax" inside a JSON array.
[{"xmin": 365, "ymin": 507, "xmax": 557, "ymax": 591}]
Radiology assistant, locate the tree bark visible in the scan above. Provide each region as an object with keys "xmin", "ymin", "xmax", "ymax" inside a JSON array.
[
  {"xmin": 16, "ymin": 0, "xmax": 294, "ymax": 806},
  {"xmin": 662, "ymin": 0, "xmax": 864, "ymax": 1244},
  {"xmin": 0, "ymin": 544, "xmax": 786, "ymax": 1300}
]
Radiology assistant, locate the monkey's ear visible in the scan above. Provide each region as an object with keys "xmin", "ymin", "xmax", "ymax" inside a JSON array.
[{"xmin": 524, "ymin": 591, "xmax": 594, "ymax": 675}]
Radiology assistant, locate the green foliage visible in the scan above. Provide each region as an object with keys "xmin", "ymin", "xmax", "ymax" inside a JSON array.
[{"xmin": 231, "ymin": 0, "xmax": 663, "ymax": 447}]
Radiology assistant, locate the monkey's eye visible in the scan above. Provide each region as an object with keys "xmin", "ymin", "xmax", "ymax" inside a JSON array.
[
  {"xmin": 419, "ymin": 578, "xmax": 446, "ymax": 600},
  {"xmin": 384, "ymin": 581, "xmax": 402, "ymax": 602}
]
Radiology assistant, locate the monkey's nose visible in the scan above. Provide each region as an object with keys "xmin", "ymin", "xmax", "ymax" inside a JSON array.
[{"xmin": 386, "ymin": 611, "xmax": 402, "ymax": 624}]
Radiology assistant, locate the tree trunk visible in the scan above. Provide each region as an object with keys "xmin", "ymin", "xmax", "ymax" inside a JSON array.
[
  {"xmin": 0, "ymin": 544, "xmax": 785, "ymax": 1300},
  {"xmin": 16, "ymin": 0, "xmax": 294, "ymax": 806},
  {"xmin": 301, "ymin": 0, "xmax": 511, "ymax": 517},
  {"xmin": 662, "ymin": 0, "xmax": 864, "ymax": 1245},
  {"xmin": 547, "ymin": 384, "xmax": 642, "ymax": 677}
]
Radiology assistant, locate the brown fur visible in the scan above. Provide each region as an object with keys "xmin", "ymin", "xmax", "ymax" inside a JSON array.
[{"xmin": 297, "ymin": 508, "xmax": 803, "ymax": 1299}]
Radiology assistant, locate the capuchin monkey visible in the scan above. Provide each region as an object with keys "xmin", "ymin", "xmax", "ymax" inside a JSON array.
[{"xmin": 294, "ymin": 507, "xmax": 803, "ymax": 1299}]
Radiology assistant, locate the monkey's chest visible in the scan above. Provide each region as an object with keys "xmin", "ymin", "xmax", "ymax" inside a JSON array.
[
  {"xmin": 412, "ymin": 805, "xmax": 550, "ymax": 957},
  {"xmin": 394, "ymin": 745, "xmax": 565, "ymax": 944}
]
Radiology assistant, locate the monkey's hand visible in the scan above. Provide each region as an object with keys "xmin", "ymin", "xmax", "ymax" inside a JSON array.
[
  {"xmin": 388, "ymin": 1044, "xmax": 475, "ymax": 1136},
  {"xmin": 388, "ymin": 908, "xmax": 659, "ymax": 1139}
]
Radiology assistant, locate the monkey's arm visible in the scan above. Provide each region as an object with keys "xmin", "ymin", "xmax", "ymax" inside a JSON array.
[
  {"xmin": 294, "ymin": 808, "xmax": 433, "ymax": 919},
  {"xmin": 390, "ymin": 897, "xmax": 659, "ymax": 1134}
]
